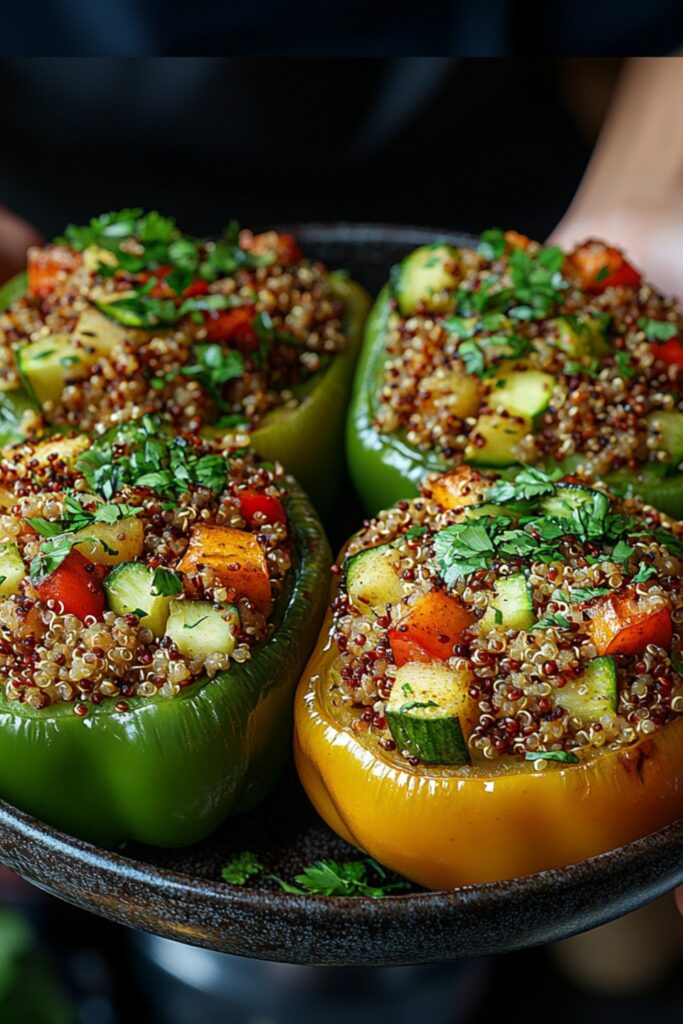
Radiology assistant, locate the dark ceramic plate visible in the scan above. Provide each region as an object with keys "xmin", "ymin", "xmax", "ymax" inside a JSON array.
[{"xmin": 1, "ymin": 224, "xmax": 682, "ymax": 966}]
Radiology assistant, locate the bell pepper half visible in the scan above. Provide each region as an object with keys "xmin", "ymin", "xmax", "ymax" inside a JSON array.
[
  {"xmin": 0, "ymin": 270, "xmax": 371, "ymax": 517},
  {"xmin": 0, "ymin": 476, "xmax": 331, "ymax": 848},
  {"xmin": 294, "ymin": 595, "xmax": 683, "ymax": 889},
  {"xmin": 346, "ymin": 284, "xmax": 683, "ymax": 519}
]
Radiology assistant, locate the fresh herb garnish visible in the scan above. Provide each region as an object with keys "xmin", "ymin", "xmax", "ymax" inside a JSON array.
[
  {"xmin": 614, "ymin": 351, "xmax": 636, "ymax": 379},
  {"xmin": 27, "ymin": 495, "xmax": 140, "ymax": 579},
  {"xmin": 632, "ymin": 562, "xmax": 657, "ymax": 583},
  {"xmin": 525, "ymin": 750, "xmax": 579, "ymax": 764},
  {"xmin": 637, "ymin": 317, "xmax": 678, "ymax": 342},
  {"xmin": 478, "ymin": 228, "xmax": 506, "ymax": 261},
  {"xmin": 221, "ymin": 851, "xmax": 264, "ymax": 885},
  {"xmin": 151, "ymin": 568, "xmax": 183, "ymax": 597},
  {"xmin": 433, "ymin": 521, "xmax": 496, "ymax": 585},
  {"xmin": 487, "ymin": 465, "xmax": 561, "ymax": 503},
  {"xmin": 77, "ymin": 419, "xmax": 229, "ymax": 501},
  {"xmin": 530, "ymin": 613, "xmax": 572, "ymax": 631},
  {"xmin": 569, "ymin": 586, "xmax": 611, "ymax": 603},
  {"xmin": 220, "ymin": 854, "xmax": 409, "ymax": 898}
]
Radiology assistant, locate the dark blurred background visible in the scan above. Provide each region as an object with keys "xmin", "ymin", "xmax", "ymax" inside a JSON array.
[
  {"xmin": 0, "ymin": 56, "xmax": 629, "ymax": 243},
  {"xmin": 2, "ymin": 52, "xmax": 683, "ymax": 1023}
]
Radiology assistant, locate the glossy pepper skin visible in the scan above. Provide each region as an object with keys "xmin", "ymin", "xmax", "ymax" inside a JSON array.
[
  {"xmin": 294, "ymin": 601, "xmax": 683, "ymax": 889},
  {"xmin": 346, "ymin": 284, "xmax": 683, "ymax": 518},
  {"xmin": 0, "ymin": 272, "xmax": 371, "ymax": 516},
  {"xmin": 0, "ymin": 478, "xmax": 331, "ymax": 848}
]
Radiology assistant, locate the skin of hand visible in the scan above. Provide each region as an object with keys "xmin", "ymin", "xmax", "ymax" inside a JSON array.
[
  {"xmin": 551, "ymin": 57, "xmax": 683, "ymax": 302},
  {"xmin": 0, "ymin": 205, "xmax": 43, "ymax": 283}
]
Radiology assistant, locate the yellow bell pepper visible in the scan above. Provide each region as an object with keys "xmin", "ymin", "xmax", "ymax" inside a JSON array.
[{"xmin": 294, "ymin": 605, "xmax": 683, "ymax": 889}]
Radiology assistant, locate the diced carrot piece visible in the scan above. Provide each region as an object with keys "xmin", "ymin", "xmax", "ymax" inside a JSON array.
[
  {"xmin": 588, "ymin": 587, "xmax": 672, "ymax": 656},
  {"xmin": 422, "ymin": 467, "xmax": 487, "ymax": 510},
  {"xmin": 504, "ymin": 230, "xmax": 531, "ymax": 251},
  {"xmin": 177, "ymin": 524, "xmax": 271, "ymax": 615},
  {"xmin": 389, "ymin": 590, "xmax": 474, "ymax": 667},
  {"xmin": 248, "ymin": 232, "xmax": 302, "ymax": 265},
  {"xmin": 27, "ymin": 245, "xmax": 82, "ymax": 297}
]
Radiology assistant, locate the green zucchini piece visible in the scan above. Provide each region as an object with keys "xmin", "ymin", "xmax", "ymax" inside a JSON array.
[
  {"xmin": 465, "ymin": 412, "xmax": 530, "ymax": 466},
  {"xmin": 540, "ymin": 482, "xmax": 599, "ymax": 519},
  {"xmin": 465, "ymin": 501, "xmax": 522, "ymax": 522},
  {"xmin": 0, "ymin": 388, "xmax": 39, "ymax": 448},
  {"xmin": 551, "ymin": 314, "xmax": 611, "ymax": 358},
  {"xmin": 393, "ymin": 244, "xmax": 459, "ymax": 317},
  {"xmin": 555, "ymin": 655, "xmax": 618, "ymax": 722},
  {"xmin": 647, "ymin": 411, "xmax": 683, "ymax": 472},
  {"xmin": 165, "ymin": 600, "xmax": 240, "ymax": 659},
  {"xmin": 0, "ymin": 543, "xmax": 26, "ymax": 597},
  {"xmin": 345, "ymin": 542, "xmax": 403, "ymax": 612},
  {"xmin": 16, "ymin": 334, "xmax": 98, "ymax": 406},
  {"xmin": 480, "ymin": 573, "xmax": 534, "ymax": 632},
  {"xmin": 103, "ymin": 562, "xmax": 174, "ymax": 636},
  {"xmin": 488, "ymin": 369, "xmax": 554, "ymax": 419},
  {"xmin": 385, "ymin": 661, "xmax": 472, "ymax": 765}
]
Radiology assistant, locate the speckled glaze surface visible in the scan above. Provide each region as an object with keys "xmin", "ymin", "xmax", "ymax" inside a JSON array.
[{"xmin": 0, "ymin": 224, "xmax": 681, "ymax": 966}]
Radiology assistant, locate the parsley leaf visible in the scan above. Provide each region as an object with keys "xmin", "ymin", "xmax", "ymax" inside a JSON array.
[
  {"xmin": 487, "ymin": 465, "xmax": 562, "ymax": 503},
  {"xmin": 530, "ymin": 612, "xmax": 572, "ymax": 631},
  {"xmin": 525, "ymin": 750, "xmax": 579, "ymax": 764},
  {"xmin": 614, "ymin": 351, "xmax": 636, "ymax": 379},
  {"xmin": 478, "ymin": 228, "xmax": 506, "ymax": 261},
  {"xmin": 221, "ymin": 852, "xmax": 264, "ymax": 885},
  {"xmin": 151, "ymin": 568, "xmax": 183, "ymax": 597},
  {"xmin": 433, "ymin": 522, "xmax": 496, "ymax": 584},
  {"xmin": 632, "ymin": 562, "xmax": 657, "ymax": 583},
  {"xmin": 570, "ymin": 586, "xmax": 611, "ymax": 602},
  {"xmin": 638, "ymin": 317, "xmax": 678, "ymax": 342}
]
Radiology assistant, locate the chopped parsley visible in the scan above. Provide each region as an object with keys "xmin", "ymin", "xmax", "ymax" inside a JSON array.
[
  {"xmin": 220, "ymin": 854, "xmax": 409, "ymax": 898},
  {"xmin": 151, "ymin": 568, "xmax": 183, "ymax": 597},
  {"xmin": 529, "ymin": 612, "xmax": 572, "ymax": 631},
  {"xmin": 569, "ymin": 586, "xmax": 611, "ymax": 603},
  {"xmin": 525, "ymin": 750, "xmax": 579, "ymax": 764},
  {"xmin": 487, "ymin": 465, "xmax": 561, "ymax": 503},
  {"xmin": 27, "ymin": 495, "xmax": 141, "ymax": 579},
  {"xmin": 637, "ymin": 317, "xmax": 678, "ymax": 342},
  {"xmin": 76, "ymin": 417, "xmax": 229, "ymax": 501},
  {"xmin": 614, "ymin": 351, "xmax": 636, "ymax": 379}
]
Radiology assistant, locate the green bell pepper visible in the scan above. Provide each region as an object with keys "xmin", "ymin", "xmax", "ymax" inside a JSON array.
[
  {"xmin": 347, "ymin": 284, "xmax": 683, "ymax": 519},
  {"xmin": 0, "ymin": 476, "xmax": 331, "ymax": 848},
  {"xmin": 0, "ymin": 271, "xmax": 370, "ymax": 515}
]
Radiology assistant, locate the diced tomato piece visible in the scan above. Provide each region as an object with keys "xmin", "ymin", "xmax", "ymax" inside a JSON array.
[
  {"xmin": 204, "ymin": 305, "xmax": 258, "ymax": 346},
  {"xmin": 389, "ymin": 590, "xmax": 474, "ymax": 667},
  {"xmin": 34, "ymin": 550, "xmax": 106, "ymax": 622},
  {"xmin": 249, "ymin": 232, "xmax": 302, "ymax": 266},
  {"xmin": 651, "ymin": 337, "xmax": 683, "ymax": 368},
  {"xmin": 177, "ymin": 524, "xmax": 271, "ymax": 615},
  {"xmin": 567, "ymin": 240, "xmax": 641, "ymax": 294},
  {"xmin": 238, "ymin": 489, "xmax": 287, "ymax": 527},
  {"xmin": 588, "ymin": 587, "xmax": 672, "ymax": 656},
  {"xmin": 182, "ymin": 278, "xmax": 210, "ymax": 298},
  {"xmin": 27, "ymin": 246, "xmax": 82, "ymax": 297},
  {"xmin": 423, "ymin": 467, "xmax": 487, "ymax": 511}
]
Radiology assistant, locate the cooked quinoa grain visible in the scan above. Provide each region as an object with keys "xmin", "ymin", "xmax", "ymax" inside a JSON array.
[
  {"xmin": 331, "ymin": 465, "xmax": 683, "ymax": 766},
  {"xmin": 0, "ymin": 211, "xmax": 346, "ymax": 437},
  {"xmin": 0, "ymin": 422, "xmax": 293, "ymax": 711},
  {"xmin": 375, "ymin": 232, "xmax": 683, "ymax": 480}
]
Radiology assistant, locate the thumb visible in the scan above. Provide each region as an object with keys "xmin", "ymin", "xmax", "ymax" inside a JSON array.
[{"xmin": 0, "ymin": 205, "xmax": 44, "ymax": 283}]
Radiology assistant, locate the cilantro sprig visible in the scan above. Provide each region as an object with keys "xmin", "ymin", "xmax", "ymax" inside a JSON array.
[
  {"xmin": 76, "ymin": 417, "xmax": 228, "ymax": 501},
  {"xmin": 220, "ymin": 853, "xmax": 410, "ymax": 898},
  {"xmin": 637, "ymin": 317, "xmax": 678, "ymax": 342}
]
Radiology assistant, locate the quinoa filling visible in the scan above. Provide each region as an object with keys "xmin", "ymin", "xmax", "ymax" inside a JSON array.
[
  {"xmin": 0, "ymin": 209, "xmax": 346, "ymax": 437},
  {"xmin": 0, "ymin": 420, "xmax": 293, "ymax": 713},
  {"xmin": 375, "ymin": 231, "xmax": 683, "ymax": 479},
  {"xmin": 331, "ymin": 465, "xmax": 683, "ymax": 767}
]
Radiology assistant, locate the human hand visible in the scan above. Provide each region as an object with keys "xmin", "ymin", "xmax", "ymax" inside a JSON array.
[
  {"xmin": 0, "ymin": 205, "xmax": 43, "ymax": 283},
  {"xmin": 551, "ymin": 200, "xmax": 683, "ymax": 302}
]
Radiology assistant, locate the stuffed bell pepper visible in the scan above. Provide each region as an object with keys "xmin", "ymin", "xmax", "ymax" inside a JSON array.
[
  {"xmin": 0, "ymin": 417, "xmax": 330, "ymax": 846},
  {"xmin": 0, "ymin": 209, "xmax": 370, "ymax": 512},
  {"xmin": 295, "ymin": 465, "xmax": 683, "ymax": 887},
  {"xmin": 347, "ymin": 229, "xmax": 683, "ymax": 516}
]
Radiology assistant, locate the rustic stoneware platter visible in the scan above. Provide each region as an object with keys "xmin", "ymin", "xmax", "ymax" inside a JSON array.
[{"xmin": 0, "ymin": 223, "xmax": 681, "ymax": 966}]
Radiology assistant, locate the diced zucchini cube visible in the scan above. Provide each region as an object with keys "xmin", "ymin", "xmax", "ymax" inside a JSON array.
[
  {"xmin": 480, "ymin": 573, "xmax": 534, "ymax": 632},
  {"xmin": 0, "ymin": 542, "xmax": 26, "ymax": 596},
  {"xmin": 165, "ymin": 600, "xmax": 240, "ymax": 659},
  {"xmin": 345, "ymin": 543, "xmax": 403, "ymax": 612},
  {"xmin": 385, "ymin": 661, "xmax": 474, "ymax": 765},
  {"xmin": 465, "ymin": 412, "xmax": 530, "ymax": 466}
]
